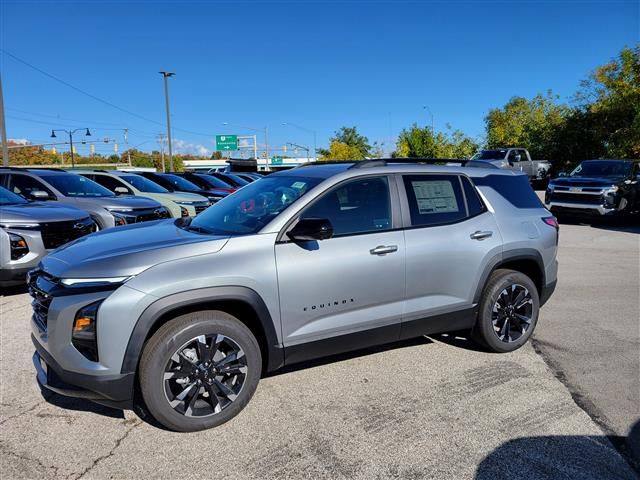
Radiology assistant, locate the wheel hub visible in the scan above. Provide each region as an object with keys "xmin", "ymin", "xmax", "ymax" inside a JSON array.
[{"xmin": 491, "ymin": 284, "xmax": 533, "ymax": 343}]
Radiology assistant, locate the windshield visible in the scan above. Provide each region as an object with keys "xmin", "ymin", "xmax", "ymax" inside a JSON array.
[
  {"xmin": 471, "ymin": 150, "xmax": 508, "ymax": 160},
  {"xmin": 121, "ymin": 175, "xmax": 170, "ymax": 193},
  {"xmin": 570, "ymin": 161, "xmax": 633, "ymax": 178},
  {"xmin": 161, "ymin": 174, "xmax": 201, "ymax": 192},
  {"xmin": 189, "ymin": 175, "xmax": 322, "ymax": 235},
  {"xmin": 40, "ymin": 174, "xmax": 114, "ymax": 197},
  {"xmin": 0, "ymin": 186, "xmax": 28, "ymax": 205}
]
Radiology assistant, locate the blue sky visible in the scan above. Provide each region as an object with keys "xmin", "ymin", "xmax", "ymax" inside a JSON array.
[{"xmin": 1, "ymin": 0, "xmax": 638, "ymax": 158}]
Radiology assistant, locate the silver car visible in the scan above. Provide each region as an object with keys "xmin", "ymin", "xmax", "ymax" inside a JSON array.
[
  {"xmin": 30, "ymin": 160, "xmax": 558, "ymax": 432},
  {"xmin": 0, "ymin": 168, "xmax": 170, "ymax": 229},
  {"xmin": 0, "ymin": 186, "xmax": 95, "ymax": 286}
]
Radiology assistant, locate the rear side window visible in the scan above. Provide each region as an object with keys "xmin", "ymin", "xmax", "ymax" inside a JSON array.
[
  {"xmin": 473, "ymin": 174, "xmax": 543, "ymax": 208},
  {"xmin": 402, "ymin": 175, "xmax": 466, "ymax": 227},
  {"xmin": 461, "ymin": 176, "xmax": 486, "ymax": 217}
]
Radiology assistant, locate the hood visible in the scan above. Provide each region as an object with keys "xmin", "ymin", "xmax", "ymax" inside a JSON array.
[
  {"xmin": 69, "ymin": 195, "xmax": 162, "ymax": 210},
  {"xmin": 40, "ymin": 219, "xmax": 230, "ymax": 278},
  {"xmin": 0, "ymin": 202, "xmax": 88, "ymax": 224},
  {"xmin": 550, "ymin": 176, "xmax": 621, "ymax": 188}
]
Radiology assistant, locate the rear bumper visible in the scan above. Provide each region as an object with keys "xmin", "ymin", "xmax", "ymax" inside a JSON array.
[{"xmin": 32, "ymin": 335, "xmax": 134, "ymax": 409}]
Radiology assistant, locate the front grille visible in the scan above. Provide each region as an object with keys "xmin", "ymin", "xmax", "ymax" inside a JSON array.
[
  {"xmin": 549, "ymin": 192, "xmax": 603, "ymax": 205},
  {"xmin": 41, "ymin": 217, "xmax": 96, "ymax": 250},
  {"xmin": 27, "ymin": 271, "xmax": 55, "ymax": 332},
  {"xmin": 112, "ymin": 207, "xmax": 170, "ymax": 224},
  {"xmin": 194, "ymin": 204, "xmax": 209, "ymax": 215}
]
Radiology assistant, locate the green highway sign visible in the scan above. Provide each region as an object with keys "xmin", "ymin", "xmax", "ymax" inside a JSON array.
[
  {"xmin": 215, "ymin": 135, "xmax": 238, "ymax": 151},
  {"xmin": 271, "ymin": 156, "xmax": 283, "ymax": 165}
]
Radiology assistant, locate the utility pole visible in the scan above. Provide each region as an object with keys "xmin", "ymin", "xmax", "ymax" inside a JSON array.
[
  {"xmin": 0, "ymin": 74, "xmax": 9, "ymax": 166},
  {"xmin": 124, "ymin": 128, "xmax": 131, "ymax": 166},
  {"xmin": 159, "ymin": 71, "xmax": 175, "ymax": 171},
  {"xmin": 264, "ymin": 127, "xmax": 269, "ymax": 161},
  {"xmin": 157, "ymin": 133, "xmax": 166, "ymax": 172}
]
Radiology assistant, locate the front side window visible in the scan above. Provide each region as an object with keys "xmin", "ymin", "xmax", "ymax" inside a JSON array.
[
  {"xmin": 301, "ymin": 176, "xmax": 391, "ymax": 236},
  {"xmin": 403, "ymin": 175, "xmax": 466, "ymax": 227},
  {"xmin": 90, "ymin": 174, "xmax": 133, "ymax": 194},
  {"xmin": 189, "ymin": 175, "xmax": 321, "ymax": 235},
  {"xmin": 9, "ymin": 174, "xmax": 55, "ymax": 198},
  {"xmin": 39, "ymin": 174, "xmax": 114, "ymax": 197}
]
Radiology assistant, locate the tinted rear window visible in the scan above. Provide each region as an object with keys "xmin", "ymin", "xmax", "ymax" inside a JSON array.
[{"xmin": 473, "ymin": 174, "xmax": 543, "ymax": 209}]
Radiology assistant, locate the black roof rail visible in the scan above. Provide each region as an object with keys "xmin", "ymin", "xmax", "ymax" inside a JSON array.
[
  {"xmin": 0, "ymin": 166, "xmax": 28, "ymax": 170},
  {"xmin": 350, "ymin": 158, "xmax": 468, "ymax": 168}
]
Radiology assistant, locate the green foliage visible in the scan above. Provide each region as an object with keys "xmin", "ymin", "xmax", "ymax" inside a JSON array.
[
  {"xmin": 319, "ymin": 141, "xmax": 366, "ymax": 160},
  {"xmin": 318, "ymin": 126, "xmax": 371, "ymax": 158},
  {"xmin": 394, "ymin": 124, "xmax": 479, "ymax": 159}
]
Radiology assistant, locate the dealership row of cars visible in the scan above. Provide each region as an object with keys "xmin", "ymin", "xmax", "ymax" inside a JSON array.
[{"xmin": 0, "ymin": 167, "xmax": 261, "ymax": 286}]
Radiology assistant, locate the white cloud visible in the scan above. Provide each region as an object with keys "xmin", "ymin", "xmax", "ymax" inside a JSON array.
[
  {"xmin": 172, "ymin": 139, "xmax": 211, "ymax": 157},
  {"xmin": 9, "ymin": 138, "xmax": 30, "ymax": 145}
]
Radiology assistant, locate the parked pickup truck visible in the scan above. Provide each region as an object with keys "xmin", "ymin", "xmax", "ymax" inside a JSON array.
[{"xmin": 470, "ymin": 148, "xmax": 552, "ymax": 181}]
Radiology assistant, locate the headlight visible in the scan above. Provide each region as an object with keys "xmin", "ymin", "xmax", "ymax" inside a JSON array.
[
  {"xmin": 73, "ymin": 300, "xmax": 102, "ymax": 361},
  {"xmin": 174, "ymin": 201, "xmax": 197, "ymax": 206},
  {"xmin": 60, "ymin": 276, "xmax": 131, "ymax": 287},
  {"xmin": 9, "ymin": 233, "xmax": 29, "ymax": 260},
  {"xmin": 110, "ymin": 212, "xmax": 128, "ymax": 226}
]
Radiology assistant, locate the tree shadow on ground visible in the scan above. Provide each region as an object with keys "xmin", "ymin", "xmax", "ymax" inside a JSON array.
[{"xmin": 475, "ymin": 420, "xmax": 640, "ymax": 479}]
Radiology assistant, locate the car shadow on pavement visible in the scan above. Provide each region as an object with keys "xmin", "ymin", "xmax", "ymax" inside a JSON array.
[
  {"xmin": 475, "ymin": 420, "xmax": 640, "ymax": 479},
  {"xmin": 39, "ymin": 388, "xmax": 125, "ymax": 419},
  {"xmin": 428, "ymin": 330, "xmax": 488, "ymax": 352},
  {"xmin": 556, "ymin": 214, "xmax": 640, "ymax": 233},
  {"xmin": 0, "ymin": 284, "xmax": 28, "ymax": 297},
  {"xmin": 265, "ymin": 336, "xmax": 435, "ymax": 378}
]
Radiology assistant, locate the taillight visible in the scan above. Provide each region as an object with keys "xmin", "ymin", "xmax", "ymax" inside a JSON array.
[{"xmin": 542, "ymin": 216, "xmax": 559, "ymax": 230}]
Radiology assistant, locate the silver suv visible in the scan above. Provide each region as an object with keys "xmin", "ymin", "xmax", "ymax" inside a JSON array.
[
  {"xmin": 29, "ymin": 160, "xmax": 558, "ymax": 432},
  {"xmin": 0, "ymin": 168, "xmax": 169, "ymax": 229}
]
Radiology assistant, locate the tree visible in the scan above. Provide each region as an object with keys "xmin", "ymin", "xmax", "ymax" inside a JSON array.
[
  {"xmin": 574, "ymin": 44, "xmax": 640, "ymax": 158},
  {"xmin": 318, "ymin": 126, "xmax": 371, "ymax": 158},
  {"xmin": 394, "ymin": 124, "xmax": 479, "ymax": 159},
  {"xmin": 485, "ymin": 91, "xmax": 568, "ymax": 160},
  {"xmin": 319, "ymin": 141, "xmax": 365, "ymax": 160}
]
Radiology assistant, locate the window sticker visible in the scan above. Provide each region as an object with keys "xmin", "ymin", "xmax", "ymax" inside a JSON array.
[
  {"xmin": 411, "ymin": 180, "xmax": 459, "ymax": 214},
  {"xmin": 291, "ymin": 181, "xmax": 307, "ymax": 190}
]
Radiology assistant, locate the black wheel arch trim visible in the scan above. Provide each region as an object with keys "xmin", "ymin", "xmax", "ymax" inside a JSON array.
[
  {"xmin": 120, "ymin": 286, "xmax": 284, "ymax": 375},
  {"xmin": 473, "ymin": 249, "xmax": 547, "ymax": 305}
]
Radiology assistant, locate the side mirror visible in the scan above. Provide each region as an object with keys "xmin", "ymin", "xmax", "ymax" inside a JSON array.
[
  {"xmin": 30, "ymin": 190, "xmax": 53, "ymax": 200},
  {"xmin": 514, "ymin": 154, "xmax": 522, "ymax": 162},
  {"xmin": 558, "ymin": 172, "xmax": 568, "ymax": 177},
  {"xmin": 114, "ymin": 186, "xmax": 129, "ymax": 195},
  {"xmin": 287, "ymin": 218, "xmax": 334, "ymax": 242}
]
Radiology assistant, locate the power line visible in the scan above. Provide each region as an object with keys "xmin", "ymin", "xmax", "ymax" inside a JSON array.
[
  {"xmin": 1, "ymin": 49, "xmax": 165, "ymax": 127},
  {"xmin": 2, "ymin": 49, "xmax": 216, "ymax": 140}
]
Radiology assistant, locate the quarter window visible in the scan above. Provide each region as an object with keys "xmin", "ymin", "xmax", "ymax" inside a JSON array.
[
  {"xmin": 402, "ymin": 175, "xmax": 466, "ymax": 227},
  {"xmin": 301, "ymin": 176, "xmax": 392, "ymax": 236}
]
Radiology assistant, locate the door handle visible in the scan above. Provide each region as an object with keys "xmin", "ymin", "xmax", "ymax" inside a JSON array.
[
  {"xmin": 470, "ymin": 231, "xmax": 493, "ymax": 241},
  {"xmin": 369, "ymin": 245, "xmax": 398, "ymax": 255}
]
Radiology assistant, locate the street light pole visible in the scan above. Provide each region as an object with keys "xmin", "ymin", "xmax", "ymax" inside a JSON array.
[
  {"xmin": 50, "ymin": 128, "xmax": 91, "ymax": 168},
  {"xmin": 159, "ymin": 71, "xmax": 175, "ymax": 171},
  {"xmin": 0, "ymin": 74, "xmax": 9, "ymax": 166}
]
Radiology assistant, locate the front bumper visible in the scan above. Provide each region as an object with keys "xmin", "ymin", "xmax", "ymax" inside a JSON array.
[
  {"xmin": 32, "ymin": 336, "xmax": 134, "ymax": 409},
  {"xmin": 545, "ymin": 201, "xmax": 617, "ymax": 216}
]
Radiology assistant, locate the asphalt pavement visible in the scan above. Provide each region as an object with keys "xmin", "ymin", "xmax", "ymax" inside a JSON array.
[{"xmin": 1, "ymin": 217, "xmax": 638, "ymax": 479}]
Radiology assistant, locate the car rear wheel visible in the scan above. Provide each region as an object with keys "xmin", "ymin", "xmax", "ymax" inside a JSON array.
[
  {"xmin": 139, "ymin": 311, "xmax": 261, "ymax": 432},
  {"xmin": 473, "ymin": 269, "xmax": 540, "ymax": 353}
]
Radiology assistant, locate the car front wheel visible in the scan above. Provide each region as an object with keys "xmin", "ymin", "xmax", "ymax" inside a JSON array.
[
  {"xmin": 473, "ymin": 269, "xmax": 540, "ymax": 353},
  {"xmin": 139, "ymin": 310, "xmax": 262, "ymax": 432}
]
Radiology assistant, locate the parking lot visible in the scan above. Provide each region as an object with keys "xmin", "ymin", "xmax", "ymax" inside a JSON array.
[{"xmin": 0, "ymin": 216, "xmax": 638, "ymax": 479}]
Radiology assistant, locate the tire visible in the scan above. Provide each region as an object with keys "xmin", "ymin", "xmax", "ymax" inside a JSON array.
[
  {"xmin": 139, "ymin": 310, "xmax": 262, "ymax": 432},
  {"xmin": 473, "ymin": 269, "xmax": 540, "ymax": 353}
]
